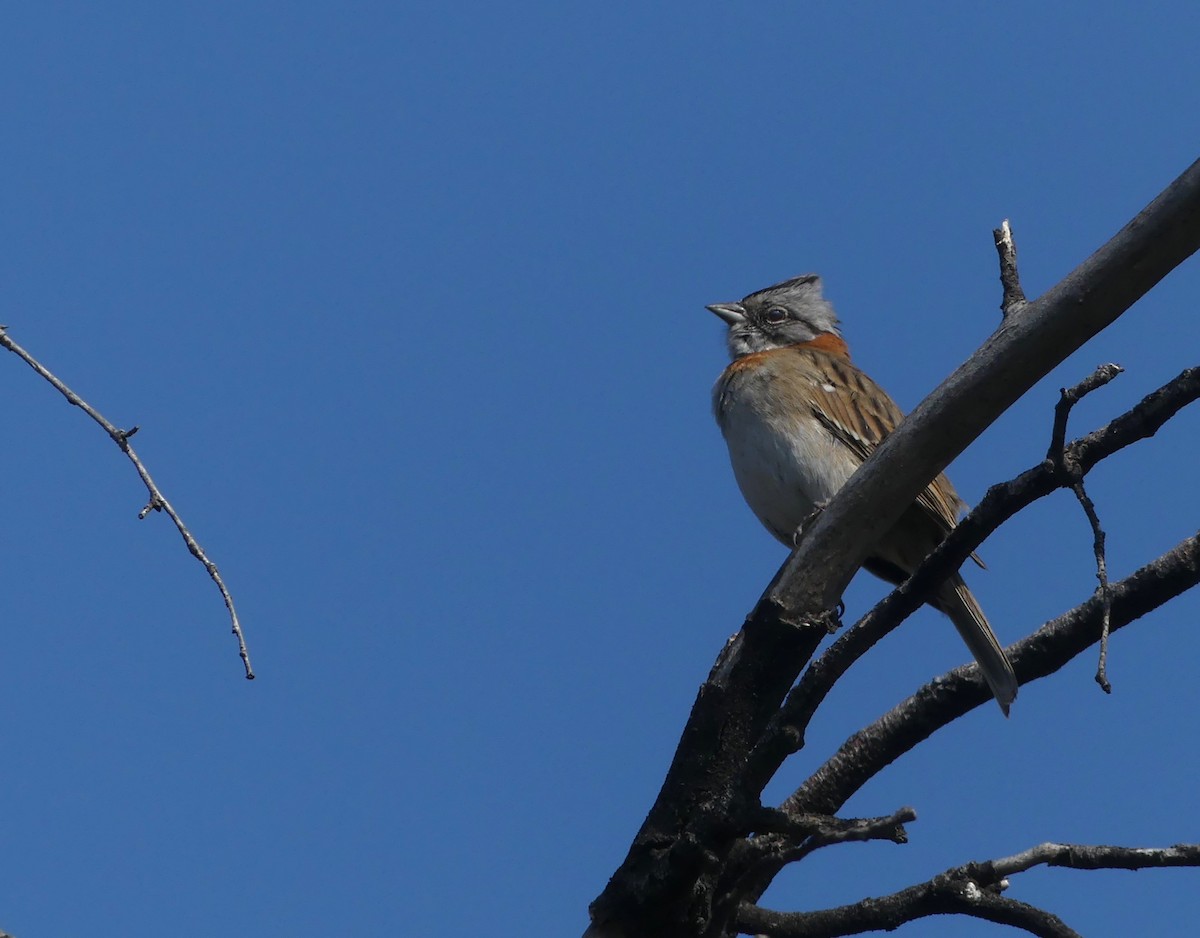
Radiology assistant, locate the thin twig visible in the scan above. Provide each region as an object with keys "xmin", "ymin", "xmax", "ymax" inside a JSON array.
[
  {"xmin": 0, "ymin": 327, "xmax": 255, "ymax": 679},
  {"xmin": 1073, "ymin": 480, "xmax": 1112, "ymax": 692},
  {"xmin": 1048, "ymin": 363, "xmax": 1123, "ymax": 693},
  {"xmin": 993, "ymin": 218, "xmax": 1027, "ymax": 316}
]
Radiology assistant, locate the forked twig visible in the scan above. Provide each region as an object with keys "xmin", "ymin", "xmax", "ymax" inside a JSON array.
[
  {"xmin": 1, "ymin": 327, "xmax": 255, "ymax": 679},
  {"xmin": 1048, "ymin": 363, "xmax": 1123, "ymax": 692}
]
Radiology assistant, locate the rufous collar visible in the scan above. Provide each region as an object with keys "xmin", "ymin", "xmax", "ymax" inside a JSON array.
[{"xmin": 796, "ymin": 333, "xmax": 851, "ymax": 359}]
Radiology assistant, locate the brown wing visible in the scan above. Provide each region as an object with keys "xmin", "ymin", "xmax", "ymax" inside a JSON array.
[{"xmin": 789, "ymin": 346, "xmax": 969, "ymax": 538}]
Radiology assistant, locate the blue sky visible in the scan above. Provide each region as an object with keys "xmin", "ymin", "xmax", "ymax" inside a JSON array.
[{"xmin": 2, "ymin": 4, "xmax": 1199, "ymax": 936}]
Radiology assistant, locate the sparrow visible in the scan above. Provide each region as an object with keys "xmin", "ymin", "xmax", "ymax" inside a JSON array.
[{"xmin": 708, "ymin": 274, "xmax": 1018, "ymax": 714}]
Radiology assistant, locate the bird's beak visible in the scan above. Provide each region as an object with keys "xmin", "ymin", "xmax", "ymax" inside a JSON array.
[{"xmin": 706, "ymin": 302, "xmax": 746, "ymax": 326}]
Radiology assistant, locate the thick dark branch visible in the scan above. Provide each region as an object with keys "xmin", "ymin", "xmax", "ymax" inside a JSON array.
[
  {"xmin": 788, "ymin": 531, "xmax": 1200, "ymax": 818},
  {"xmin": 589, "ymin": 158, "xmax": 1200, "ymax": 937},
  {"xmin": 736, "ymin": 841, "xmax": 1200, "ymax": 938},
  {"xmin": 745, "ymin": 365, "xmax": 1200, "ymax": 790},
  {"xmin": 738, "ymin": 885, "xmax": 1079, "ymax": 938},
  {"xmin": 0, "ymin": 327, "xmax": 255, "ymax": 679}
]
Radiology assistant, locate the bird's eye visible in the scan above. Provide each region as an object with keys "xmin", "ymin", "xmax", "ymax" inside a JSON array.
[{"xmin": 764, "ymin": 306, "xmax": 788, "ymax": 324}]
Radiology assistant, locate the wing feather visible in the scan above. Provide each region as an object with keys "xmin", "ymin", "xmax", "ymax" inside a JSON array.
[{"xmin": 789, "ymin": 346, "xmax": 970, "ymax": 537}]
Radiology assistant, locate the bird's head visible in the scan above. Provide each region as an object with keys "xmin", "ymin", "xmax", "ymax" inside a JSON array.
[{"xmin": 707, "ymin": 274, "xmax": 840, "ymax": 359}]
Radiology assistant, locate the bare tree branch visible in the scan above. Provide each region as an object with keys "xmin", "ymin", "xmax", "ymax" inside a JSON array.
[
  {"xmin": 747, "ymin": 806, "xmax": 914, "ymax": 849},
  {"xmin": 987, "ymin": 841, "xmax": 1200, "ymax": 876},
  {"xmin": 788, "ymin": 530, "xmax": 1200, "ymax": 818},
  {"xmin": 719, "ymin": 810, "xmax": 915, "ymax": 928},
  {"xmin": 0, "ymin": 327, "xmax": 255, "ymax": 680},
  {"xmin": 1067, "ymin": 475, "xmax": 1112, "ymax": 691},
  {"xmin": 736, "ymin": 842, "xmax": 1200, "ymax": 938},
  {"xmin": 1047, "ymin": 364, "xmax": 1124, "ymax": 457},
  {"xmin": 707, "ymin": 529, "xmax": 1200, "ymax": 931},
  {"xmin": 1049, "ymin": 363, "xmax": 1124, "ymax": 692},
  {"xmin": 738, "ymin": 889, "xmax": 1079, "ymax": 938}
]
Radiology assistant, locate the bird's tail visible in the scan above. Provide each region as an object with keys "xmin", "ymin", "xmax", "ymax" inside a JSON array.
[{"xmin": 939, "ymin": 575, "xmax": 1018, "ymax": 715}]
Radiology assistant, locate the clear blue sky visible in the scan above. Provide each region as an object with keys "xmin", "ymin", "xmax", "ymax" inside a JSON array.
[{"xmin": 2, "ymin": 4, "xmax": 1198, "ymax": 936}]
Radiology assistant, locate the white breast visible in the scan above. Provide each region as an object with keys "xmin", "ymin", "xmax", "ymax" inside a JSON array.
[{"xmin": 715, "ymin": 376, "xmax": 859, "ymax": 545}]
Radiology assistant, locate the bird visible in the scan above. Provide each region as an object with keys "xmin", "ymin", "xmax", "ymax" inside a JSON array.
[{"xmin": 707, "ymin": 273, "xmax": 1018, "ymax": 714}]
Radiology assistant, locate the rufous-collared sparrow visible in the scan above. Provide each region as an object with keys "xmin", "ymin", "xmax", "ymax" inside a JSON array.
[{"xmin": 708, "ymin": 274, "xmax": 1018, "ymax": 714}]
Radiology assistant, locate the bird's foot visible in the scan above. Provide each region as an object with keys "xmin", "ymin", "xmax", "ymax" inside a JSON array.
[{"xmin": 791, "ymin": 501, "xmax": 829, "ymax": 547}]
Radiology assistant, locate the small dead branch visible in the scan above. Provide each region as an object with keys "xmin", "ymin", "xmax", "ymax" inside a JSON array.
[
  {"xmin": 747, "ymin": 806, "xmax": 914, "ymax": 848},
  {"xmin": 0, "ymin": 327, "xmax": 255, "ymax": 680},
  {"xmin": 993, "ymin": 218, "xmax": 1028, "ymax": 315},
  {"xmin": 1047, "ymin": 363, "xmax": 1124, "ymax": 693},
  {"xmin": 1048, "ymin": 364, "xmax": 1125, "ymax": 457},
  {"xmin": 705, "ymin": 808, "xmax": 916, "ymax": 938}
]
